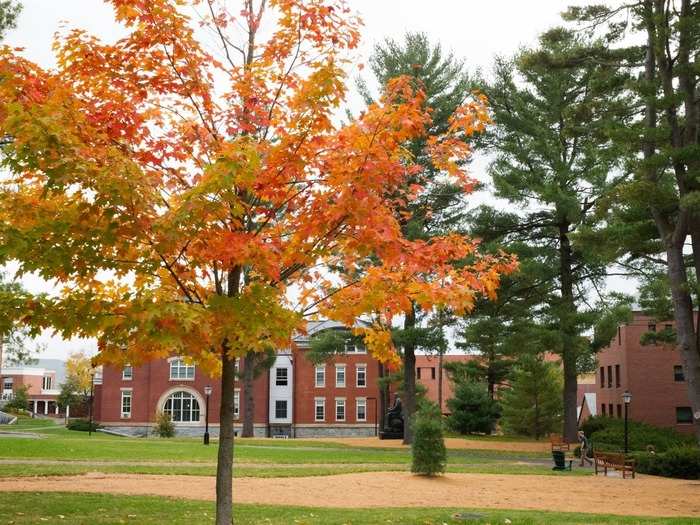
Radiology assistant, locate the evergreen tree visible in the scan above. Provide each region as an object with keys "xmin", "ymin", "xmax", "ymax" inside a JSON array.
[
  {"xmin": 0, "ymin": 1, "xmax": 21, "ymax": 41},
  {"xmin": 477, "ymin": 28, "xmax": 631, "ymax": 442},
  {"xmin": 358, "ymin": 32, "xmax": 475, "ymax": 444},
  {"xmin": 501, "ymin": 356, "xmax": 563, "ymax": 439},
  {"xmin": 411, "ymin": 401, "xmax": 447, "ymax": 476},
  {"xmin": 565, "ymin": 1, "xmax": 700, "ymax": 441},
  {"xmin": 446, "ymin": 381, "xmax": 501, "ymax": 435}
]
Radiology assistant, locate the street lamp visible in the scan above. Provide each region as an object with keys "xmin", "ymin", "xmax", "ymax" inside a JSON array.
[
  {"xmin": 88, "ymin": 368, "xmax": 96, "ymax": 437},
  {"xmin": 203, "ymin": 385, "xmax": 213, "ymax": 445},
  {"xmin": 622, "ymin": 391, "xmax": 632, "ymax": 454}
]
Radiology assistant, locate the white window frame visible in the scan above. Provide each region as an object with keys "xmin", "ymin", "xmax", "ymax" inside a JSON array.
[
  {"xmin": 275, "ymin": 367, "xmax": 289, "ymax": 386},
  {"xmin": 2, "ymin": 377, "xmax": 12, "ymax": 391},
  {"xmin": 42, "ymin": 376, "xmax": 52, "ymax": 390},
  {"xmin": 345, "ymin": 340, "xmax": 367, "ymax": 354},
  {"xmin": 356, "ymin": 364, "xmax": 367, "ymax": 388},
  {"xmin": 168, "ymin": 358, "xmax": 195, "ymax": 381},
  {"xmin": 335, "ymin": 364, "xmax": 346, "ymax": 388},
  {"xmin": 314, "ymin": 365, "xmax": 325, "ymax": 388},
  {"xmin": 163, "ymin": 390, "xmax": 201, "ymax": 422},
  {"xmin": 120, "ymin": 388, "xmax": 132, "ymax": 419},
  {"xmin": 122, "ymin": 365, "xmax": 133, "ymax": 381},
  {"xmin": 335, "ymin": 397, "xmax": 346, "ymax": 422},
  {"xmin": 356, "ymin": 397, "xmax": 367, "ymax": 422},
  {"xmin": 234, "ymin": 389, "xmax": 240, "ymax": 419},
  {"xmin": 275, "ymin": 399, "xmax": 288, "ymax": 419},
  {"xmin": 314, "ymin": 397, "xmax": 325, "ymax": 422}
]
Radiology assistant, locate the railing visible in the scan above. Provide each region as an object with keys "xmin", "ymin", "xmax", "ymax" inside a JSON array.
[{"xmin": 0, "ymin": 410, "xmax": 17, "ymax": 424}]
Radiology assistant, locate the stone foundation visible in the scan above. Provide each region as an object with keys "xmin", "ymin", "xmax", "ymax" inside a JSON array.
[{"xmin": 293, "ymin": 425, "xmax": 376, "ymax": 438}]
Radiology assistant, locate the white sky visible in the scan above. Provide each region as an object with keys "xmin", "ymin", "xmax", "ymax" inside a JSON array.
[{"xmin": 3, "ymin": 0, "xmax": 638, "ymax": 360}]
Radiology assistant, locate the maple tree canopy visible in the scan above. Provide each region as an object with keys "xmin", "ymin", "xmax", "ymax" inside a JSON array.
[{"xmin": 0, "ymin": 0, "xmax": 516, "ymax": 374}]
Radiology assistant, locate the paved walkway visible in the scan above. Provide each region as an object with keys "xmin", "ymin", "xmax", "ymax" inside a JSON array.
[{"xmin": 0, "ymin": 471, "xmax": 697, "ymax": 518}]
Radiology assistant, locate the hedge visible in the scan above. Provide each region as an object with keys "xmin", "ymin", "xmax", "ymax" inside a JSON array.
[
  {"xmin": 66, "ymin": 419, "xmax": 101, "ymax": 432},
  {"xmin": 581, "ymin": 416, "xmax": 694, "ymax": 453},
  {"xmin": 633, "ymin": 447, "xmax": 700, "ymax": 479}
]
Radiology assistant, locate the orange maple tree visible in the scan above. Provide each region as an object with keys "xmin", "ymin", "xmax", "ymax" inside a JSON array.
[{"xmin": 0, "ymin": 1, "xmax": 515, "ymax": 522}]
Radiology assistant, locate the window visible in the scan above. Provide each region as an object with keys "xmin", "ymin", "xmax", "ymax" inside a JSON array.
[
  {"xmin": 600, "ymin": 367, "xmax": 605, "ymax": 388},
  {"xmin": 417, "ymin": 368, "xmax": 422, "ymax": 380},
  {"xmin": 676, "ymin": 407, "xmax": 693, "ymax": 424},
  {"xmin": 648, "ymin": 323, "xmax": 657, "ymax": 332},
  {"xmin": 163, "ymin": 391, "xmax": 200, "ymax": 422},
  {"xmin": 315, "ymin": 398, "xmax": 325, "ymax": 421},
  {"xmin": 615, "ymin": 365, "xmax": 620, "ymax": 388},
  {"xmin": 169, "ymin": 358, "xmax": 195, "ymax": 380},
  {"xmin": 120, "ymin": 389, "xmax": 132, "ymax": 419},
  {"xmin": 234, "ymin": 390, "xmax": 240, "ymax": 419},
  {"xmin": 431, "ymin": 367, "xmax": 436, "ymax": 380},
  {"xmin": 315, "ymin": 366, "xmax": 325, "ymax": 388},
  {"xmin": 345, "ymin": 340, "xmax": 366, "ymax": 354},
  {"xmin": 2, "ymin": 377, "xmax": 12, "ymax": 391},
  {"xmin": 275, "ymin": 400, "xmax": 288, "ymax": 419},
  {"xmin": 607, "ymin": 366, "xmax": 612, "ymax": 388},
  {"xmin": 122, "ymin": 365, "xmax": 133, "ymax": 380},
  {"xmin": 664, "ymin": 324, "xmax": 673, "ymax": 331},
  {"xmin": 235, "ymin": 358, "xmax": 240, "ymax": 375},
  {"xmin": 601, "ymin": 404, "xmax": 606, "ymax": 416},
  {"xmin": 616, "ymin": 404, "xmax": 622, "ymax": 418},
  {"xmin": 674, "ymin": 365, "xmax": 685, "ymax": 382},
  {"xmin": 335, "ymin": 364, "xmax": 346, "ymax": 387},
  {"xmin": 608, "ymin": 403, "xmax": 613, "ymax": 416},
  {"xmin": 356, "ymin": 397, "xmax": 367, "ymax": 421},
  {"xmin": 42, "ymin": 376, "xmax": 52, "ymax": 390},
  {"xmin": 276, "ymin": 368, "xmax": 288, "ymax": 386},
  {"xmin": 335, "ymin": 398, "xmax": 346, "ymax": 421},
  {"xmin": 356, "ymin": 365, "xmax": 367, "ymax": 387}
]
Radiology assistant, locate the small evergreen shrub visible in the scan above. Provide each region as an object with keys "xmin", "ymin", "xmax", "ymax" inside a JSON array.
[
  {"xmin": 634, "ymin": 447, "xmax": 700, "ymax": 479},
  {"xmin": 446, "ymin": 382, "xmax": 500, "ymax": 435},
  {"xmin": 4, "ymin": 386, "xmax": 29, "ymax": 412},
  {"xmin": 582, "ymin": 416, "xmax": 693, "ymax": 453},
  {"xmin": 155, "ymin": 411, "xmax": 175, "ymax": 438},
  {"xmin": 411, "ymin": 402, "xmax": 446, "ymax": 476},
  {"xmin": 66, "ymin": 419, "xmax": 100, "ymax": 432}
]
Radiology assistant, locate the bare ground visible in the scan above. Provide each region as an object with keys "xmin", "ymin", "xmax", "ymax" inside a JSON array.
[
  {"xmin": 0, "ymin": 471, "xmax": 698, "ymax": 518},
  {"xmin": 316, "ymin": 437, "xmax": 551, "ymax": 453}
]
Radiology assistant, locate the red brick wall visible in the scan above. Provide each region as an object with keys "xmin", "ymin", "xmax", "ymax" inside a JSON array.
[{"xmin": 596, "ymin": 314, "xmax": 694, "ymax": 434}]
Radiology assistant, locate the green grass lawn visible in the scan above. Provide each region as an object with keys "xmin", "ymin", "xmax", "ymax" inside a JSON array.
[
  {"xmin": 0, "ymin": 492, "xmax": 694, "ymax": 525},
  {"xmin": 0, "ymin": 416, "xmax": 571, "ymax": 479}
]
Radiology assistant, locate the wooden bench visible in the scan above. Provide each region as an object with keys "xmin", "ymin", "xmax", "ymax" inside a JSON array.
[
  {"xmin": 549, "ymin": 433, "xmax": 570, "ymax": 452},
  {"xmin": 594, "ymin": 451, "xmax": 636, "ymax": 479}
]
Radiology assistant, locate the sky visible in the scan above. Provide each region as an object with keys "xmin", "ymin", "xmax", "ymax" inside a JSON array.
[{"xmin": 3, "ymin": 0, "xmax": 637, "ymax": 360}]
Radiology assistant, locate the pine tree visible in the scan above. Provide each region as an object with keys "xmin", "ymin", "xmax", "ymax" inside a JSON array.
[
  {"xmin": 411, "ymin": 401, "xmax": 447, "ymax": 476},
  {"xmin": 501, "ymin": 356, "xmax": 563, "ymax": 439},
  {"xmin": 478, "ymin": 28, "xmax": 631, "ymax": 442},
  {"xmin": 446, "ymin": 381, "xmax": 501, "ymax": 435}
]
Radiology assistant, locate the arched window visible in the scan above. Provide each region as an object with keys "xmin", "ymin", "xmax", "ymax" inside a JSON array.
[{"xmin": 163, "ymin": 391, "xmax": 200, "ymax": 422}]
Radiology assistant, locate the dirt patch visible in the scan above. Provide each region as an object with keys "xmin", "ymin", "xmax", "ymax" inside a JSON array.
[
  {"xmin": 318, "ymin": 437, "xmax": 550, "ymax": 453},
  {"xmin": 0, "ymin": 471, "xmax": 698, "ymax": 518}
]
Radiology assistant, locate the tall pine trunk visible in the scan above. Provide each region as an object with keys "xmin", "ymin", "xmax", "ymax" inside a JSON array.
[
  {"xmin": 402, "ymin": 306, "xmax": 417, "ymax": 445},
  {"xmin": 241, "ymin": 351, "xmax": 256, "ymax": 437},
  {"xmin": 558, "ymin": 223, "xmax": 578, "ymax": 443}
]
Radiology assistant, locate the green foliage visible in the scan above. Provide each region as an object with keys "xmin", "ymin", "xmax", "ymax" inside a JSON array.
[
  {"xmin": 66, "ymin": 419, "xmax": 100, "ymax": 432},
  {"xmin": 0, "ymin": 0, "xmax": 21, "ymax": 40},
  {"xmin": 3, "ymin": 384, "xmax": 28, "ymax": 411},
  {"xmin": 446, "ymin": 381, "xmax": 501, "ymax": 435},
  {"xmin": 154, "ymin": 411, "xmax": 175, "ymax": 438},
  {"xmin": 410, "ymin": 402, "xmax": 446, "ymax": 476},
  {"xmin": 582, "ymin": 416, "xmax": 694, "ymax": 453},
  {"xmin": 500, "ymin": 356, "xmax": 563, "ymax": 439},
  {"xmin": 56, "ymin": 378, "xmax": 79, "ymax": 412},
  {"xmin": 307, "ymin": 329, "xmax": 362, "ymax": 365},
  {"xmin": 633, "ymin": 447, "xmax": 700, "ymax": 480}
]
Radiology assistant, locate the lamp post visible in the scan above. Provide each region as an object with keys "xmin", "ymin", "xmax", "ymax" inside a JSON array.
[
  {"xmin": 203, "ymin": 385, "xmax": 212, "ymax": 445},
  {"xmin": 88, "ymin": 368, "xmax": 96, "ymax": 437},
  {"xmin": 622, "ymin": 390, "xmax": 632, "ymax": 454}
]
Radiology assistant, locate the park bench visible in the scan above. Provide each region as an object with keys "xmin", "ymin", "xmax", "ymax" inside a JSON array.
[
  {"xmin": 593, "ymin": 451, "xmax": 636, "ymax": 479},
  {"xmin": 549, "ymin": 433, "xmax": 570, "ymax": 452}
]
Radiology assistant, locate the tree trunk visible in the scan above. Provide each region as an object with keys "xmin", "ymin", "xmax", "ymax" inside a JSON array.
[
  {"xmin": 402, "ymin": 306, "xmax": 417, "ymax": 445},
  {"xmin": 241, "ymin": 351, "xmax": 256, "ymax": 438},
  {"xmin": 558, "ymin": 223, "xmax": 578, "ymax": 443},
  {"xmin": 437, "ymin": 351, "xmax": 444, "ymax": 412},
  {"xmin": 215, "ymin": 343, "xmax": 236, "ymax": 525},
  {"xmin": 378, "ymin": 362, "xmax": 387, "ymax": 432}
]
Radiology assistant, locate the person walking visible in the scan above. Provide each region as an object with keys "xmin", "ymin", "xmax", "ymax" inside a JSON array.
[{"xmin": 578, "ymin": 430, "xmax": 592, "ymax": 466}]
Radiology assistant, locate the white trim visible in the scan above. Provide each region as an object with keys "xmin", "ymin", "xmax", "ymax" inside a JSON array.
[
  {"xmin": 335, "ymin": 364, "xmax": 346, "ymax": 388},
  {"xmin": 168, "ymin": 358, "xmax": 196, "ymax": 381},
  {"xmin": 314, "ymin": 397, "xmax": 325, "ymax": 422},
  {"xmin": 155, "ymin": 386, "xmax": 206, "ymax": 426},
  {"xmin": 356, "ymin": 397, "xmax": 367, "ymax": 422},
  {"xmin": 120, "ymin": 389, "xmax": 132, "ymax": 419},
  {"xmin": 356, "ymin": 364, "xmax": 367, "ymax": 388},
  {"xmin": 314, "ymin": 365, "xmax": 325, "ymax": 388},
  {"xmin": 122, "ymin": 365, "xmax": 133, "ymax": 381},
  {"xmin": 335, "ymin": 397, "xmax": 346, "ymax": 422}
]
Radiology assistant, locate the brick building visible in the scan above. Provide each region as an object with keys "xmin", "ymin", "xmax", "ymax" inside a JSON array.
[
  {"xmin": 584, "ymin": 313, "xmax": 695, "ymax": 434},
  {"xmin": 95, "ymin": 320, "xmax": 385, "ymax": 437},
  {"xmin": 1, "ymin": 364, "xmax": 61, "ymax": 415}
]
